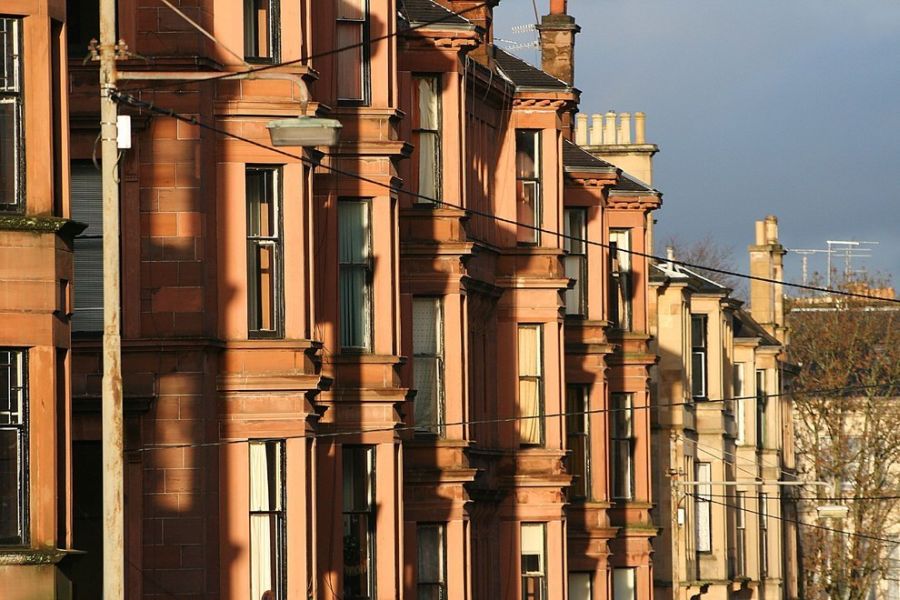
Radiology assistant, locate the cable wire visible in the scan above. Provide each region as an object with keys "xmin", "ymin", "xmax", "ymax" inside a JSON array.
[
  {"xmin": 124, "ymin": 380, "xmax": 896, "ymax": 455},
  {"xmin": 109, "ymin": 89, "xmax": 900, "ymax": 307},
  {"xmin": 116, "ymin": 1, "xmax": 492, "ymax": 95},
  {"xmin": 691, "ymin": 493, "xmax": 898, "ymax": 545}
]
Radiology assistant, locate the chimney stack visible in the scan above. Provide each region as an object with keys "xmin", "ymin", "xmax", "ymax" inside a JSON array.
[
  {"xmin": 748, "ymin": 215, "xmax": 787, "ymax": 344},
  {"xmin": 537, "ymin": 0, "xmax": 580, "ymax": 86},
  {"xmin": 434, "ymin": 1, "xmax": 498, "ymax": 64}
]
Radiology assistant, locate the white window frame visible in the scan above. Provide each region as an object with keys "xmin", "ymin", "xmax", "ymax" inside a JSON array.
[
  {"xmin": 691, "ymin": 314, "xmax": 708, "ymax": 399},
  {"xmin": 249, "ymin": 439, "xmax": 286, "ymax": 600},
  {"xmin": 564, "ymin": 208, "xmax": 587, "ymax": 317},
  {"xmin": 412, "ymin": 75, "xmax": 441, "ymax": 204},
  {"xmin": 247, "ymin": 166, "xmax": 283, "ymax": 338},
  {"xmin": 611, "ymin": 392, "xmax": 634, "ymax": 500},
  {"xmin": 521, "ymin": 523, "xmax": 546, "ymax": 600},
  {"xmin": 339, "ymin": 199, "xmax": 373, "ymax": 351},
  {"xmin": 609, "ymin": 229, "xmax": 632, "ymax": 330},
  {"xmin": 243, "ymin": 0, "xmax": 280, "ymax": 61},
  {"xmin": 517, "ymin": 324, "xmax": 544, "ymax": 446},
  {"xmin": 515, "ymin": 130, "xmax": 541, "ymax": 245}
]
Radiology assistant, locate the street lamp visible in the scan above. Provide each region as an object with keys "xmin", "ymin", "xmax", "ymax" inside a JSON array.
[{"xmin": 267, "ymin": 115, "xmax": 342, "ymax": 147}]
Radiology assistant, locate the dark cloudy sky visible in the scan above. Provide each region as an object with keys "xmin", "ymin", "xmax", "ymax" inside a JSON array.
[{"xmin": 494, "ymin": 0, "xmax": 900, "ymax": 287}]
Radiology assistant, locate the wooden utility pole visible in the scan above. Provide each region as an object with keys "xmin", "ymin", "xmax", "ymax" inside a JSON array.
[{"xmin": 99, "ymin": 0, "xmax": 124, "ymax": 594}]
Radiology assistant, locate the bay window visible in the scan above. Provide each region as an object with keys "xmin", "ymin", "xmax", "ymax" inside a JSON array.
[
  {"xmin": 521, "ymin": 523, "xmax": 546, "ymax": 600},
  {"xmin": 691, "ymin": 315, "xmax": 707, "ymax": 399},
  {"xmin": 249, "ymin": 440, "xmax": 285, "ymax": 600},
  {"xmin": 247, "ymin": 167, "xmax": 283, "ymax": 338},
  {"xmin": 566, "ymin": 385, "xmax": 590, "ymax": 500},
  {"xmin": 413, "ymin": 297, "xmax": 444, "ymax": 435},
  {"xmin": 417, "ymin": 523, "xmax": 446, "ymax": 600},
  {"xmin": 413, "ymin": 75, "xmax": 441, "ymax": 203},
  {"xmin": 1, "ymin": 17, "xmax": 23, "ymax": 211},
  {"xmin": 339, "ymin": 199, "xmax": 372, "ymax": 351},
  {"xmin": 343, "ymin": 446, "xmax": 375, "ymax": 600},
  {"xmin": 0, "ymin": 348, "xmax": 26, "ymax": 546},
  {"xmin": 336, "ymin": 0, "xmax": 369, "ymax": 104},
  {"xmin": 609, "ymin": 229, "xmax": 632, "ymax": 329},
  {"xmin": 564, "ymin": 208, "xmax": 587, "ymax": 316},
  {"xmin": 517, "ymin": 324, "xmax": 544, "ymax": 446},
  {"xmin": 610, "ymin": 393, "xmax": 634, "ymax": 500},
  {"xmin": 515, "ymin": 130, "xmax": 541, "ymax": 245}
]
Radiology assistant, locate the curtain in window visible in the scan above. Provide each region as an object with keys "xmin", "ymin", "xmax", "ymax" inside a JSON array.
[
  {"xmin": 339, "ymin": 201, "xmax": 370, "ymax": 349},
  {"xmin": 250, "ymin": 442, "xmax": 281, "ymax": 600},
  {"xmin": 413, "ymin": 298, "xmax": 442, "ymax": 433},
  {"xmin": 518, "ymin": 326, "xmax": 542, "ymax": 445},
  {"xmin": 695, "ymin": 462, "xmax": 712, "ymax": 552},
  {"xmin": 609, "ymin": 230, "xmax": 632, "ymax": 329},
  {"xmin": 417, "ymin": 524, "xmax": 445, "ymax": 599},
  {"xmin": 613, "ymin": 568, "xmax": 636, "ymax": 600}
]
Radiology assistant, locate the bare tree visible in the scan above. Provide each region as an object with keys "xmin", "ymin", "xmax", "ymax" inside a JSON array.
[
  {"xmin": 788, "ymin": 276, "xmax": 900, "ymax": 600},
  {"xmin": 661, "ymin": 233, "xmax": 745, "ymax": 298}
]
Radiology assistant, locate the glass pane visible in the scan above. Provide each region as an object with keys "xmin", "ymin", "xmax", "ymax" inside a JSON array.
[
  {"xmin": 564, "ymin": 209, "xmax": 585, "ymax": 254},
  {"xmin": 413, "ymin": 357, "xmax": 439, "ymax": 431},
  {"xmin": 613, "ymin": 568, "xmax": 636, "ymax": 600},
  {"xmin": 244, "ymin": 0, "xmax": 271, "ymax": 58},
  {"xmin": 343, "ymin": 513, "xmax": 372, "ymax": 598},
  {"xmin": 518, "ymin": 379, "xmax": 541, "ymax": 445},
  {"xmin": 247, "ymin": 169, "xmax": 276, "ymax": 237},
  {"xmin": 339, "ymin": 201, "xmax": 369, "ymax": 264},
  {"xmin": 412, "ymin": 298, "xmax": 439, "ymax": 354},
  {"xmin": 515, "ymin": 131, "xmax": 538, "ymax": 178},
  {"xmin": 565, "ymin": 386, "xmax": 587, "ymax": 434},
  {"xmin": 250, "ymin": 513, "xmax": 280, "ymax": 600},
  {"xmin": 692, "ymin": 352, "xmax": 705, "ymax": 397},
  {"xmin": 250, "ymin": 441, "xmax": 282, "ymax": 512},
  {"xmin": 0, "ymin": 350, "xmax": 23, "ymax": 425},
  {"xmin": 0, "ymin": 101, "xmax": 18, "ymax": 208},
  {"xmin": 417, "ymin": 524, "xmax": 444, "ymax": 583},
  {"xmin": 0, "ymin": 428, "xmax": 22, "ymax": 544},
  {"xmin": 520, "ymin": 523, "xmax": 544, "ymax": 568},
  {"xmin": 569, "ymin": 573, "xmax": 592, "ymax": 600},
  {"xmin": 516, "ymin": 181, "xmax": 537, "ymax": 244},
  {"xmin": 565, "ymin": 255, "xmax": 585, "ymax": 316},
  {"xmin": 0, "ymin": 19, "xmax": 19, "ymax": 92},
  {"xmin": 340, "ymin": 267, "xmax": 369, "ymax": 348},
  {"xmin": 417, "ymin": 132, "xmax": 439, "ymax": 201},
  {"xmin": 336, "ymin": 0, "xmax": 365, "ymax": 20},
  {"xmin": 417, "ymin": 77, "xmax": 440, "ymax": 130},
  {"xmin": 251, "ymin": 243, "xmax": 277, "ymax": 331},
  {"xmin": 517, "ymin": 326, "xmax": 540, "ymax": 377},
  {"xmin": 691, "ymin": 315, "xmax": 705, "ymax": 348},
  {"xmin": 610, "ymin": 230, "xmax": 630, "ymax": 271},
  {"xmin": 342, "ymin": 447, "xmax": 372, "ymax": 512},
  {"xmin": 336, "ymin": 23, "xmax": 364, "ymax": 100}
]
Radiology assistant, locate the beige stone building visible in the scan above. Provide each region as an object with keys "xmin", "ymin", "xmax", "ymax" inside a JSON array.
[{"xmin": 649, "ymin": 217, "xmax": 800, "ymax": 600}]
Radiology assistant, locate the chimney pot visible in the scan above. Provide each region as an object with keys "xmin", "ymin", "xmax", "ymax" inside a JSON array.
[
  {"xmin": 604, "ymin": 111, "xmax": 617, "ymax": 144},
  {"xmin": 591, "ymin": 113, "xmax": 603, "ymax": 145},
  {"xmin": 550, "ymin": 0, "xmax": 567, "ymax": 14},
  {"xmin": 575, "ymin": 114, "xmax": 588, "ymax": 145},
  {"xmin": 634, "ymin": 112, "xmax": 646, "ymax": 144},
  {"xmin": 620, "ymin": 112, "xmax": 632, "ymax": 144}
]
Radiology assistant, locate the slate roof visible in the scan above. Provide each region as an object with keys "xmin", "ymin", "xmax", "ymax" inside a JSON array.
[
  {"xmin": 734, "ymin": 310, "xmax": 780, "ymax": 346},
  {"xmin": 650, "ymin": 261, "xmax": 731, "ymax": 295},
  {"xmin": 562, "ymin": 139, "xmax": 616, "ymax": 172},
  {"xmin": 612, "ymin": 174, "xmax": 658, "ymax": 194},
  {"xmin": 398, "ymin": 0, "xmax": 473, "ymax": 27},
  {"xmin": 492, "ymin": 47, "xmax": 571, "ymax": 90}
]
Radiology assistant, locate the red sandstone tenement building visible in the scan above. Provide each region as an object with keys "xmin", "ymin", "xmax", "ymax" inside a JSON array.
[{"xmin": 0, "ymin": 0, "xmax": 797, "ymax": 598}]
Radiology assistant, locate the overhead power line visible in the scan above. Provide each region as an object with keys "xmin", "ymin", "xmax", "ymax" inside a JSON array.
[
  {"xmin": 693, "ymin": 493, "xmax": 898, "ymax": 546},
  {"xmin": 110, "ymin": 90, "xmax": 900, "ymax": 306},
  {"xmin": 123, "ymin": 378, "xmax": 896, "ymax": 455},
  {"xmin": 116, "ymin": 1, "xmax": 492, "ymax": 95}
]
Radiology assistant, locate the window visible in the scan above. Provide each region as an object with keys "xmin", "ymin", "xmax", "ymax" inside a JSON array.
[
  {"xmin": 339, "ymin": 200, "xmax": 372, "ymax": 350},
  {"xmin": 735, "ymin": 491, "xmax": 746, "ymax": 577},
  {"xmin": 759, "ymin": 492, "xmax": 768, "ymax": 577},
  {"xmin": 71, "ymin": 161, "xmax": 104, "ymax": 332},
  {"xmin": 413, "ymin": 297, "xmax": 444, "ymax": 435},
  {"xmin": 244, "ymin": 0, "xmax": 279, "ymax": 61},
  {"xmin": 695, "ymin": 462, "xmax": 712, "ymax": 553},
  {"xmin": 734, "ymin": 363, "xmax": 746, "ymax": 445},
  {"xmin": 417, "ymin": 523, "xmax": 446, "ymax": 600},
  {"xmin": 413, "ymin": 75, "xmax": 441, "ymax": 203},
  {"xmin": 568, "ymin": 572, "xmax": 592, "ymax": 600},
  {"xmin": 521, "ymin": 523, "xmax": 546, "ymax": 600},
  {"xmin": 517, "ymin": 325, "xmax": 544, "ymax": 446},
  {"xmin": 691, "ymin": 315, "xmax": 707, "ymax": 399},
  {"xmin": 66, "ymin": 0, "xmax": 100, "ymax": 58},
  {"xmin": 613, "ymin": 568, "xmax": 636, "ymax": 600},
  {"xmin": 611, "ymin": 393, "xmax": 634, "ymax": 500},
  {"xmin": 343, "ymin": 446, "xmax": 375, "ymax": 600},
  {"xmin": 515, "ymin": 130, "xmax": 541, "ymax": 245},
  {"xmin": 756, "ymin": 369, "xmax": 766, "ymax": 449},
  {"xmin": 566, "ymin": 385, "xmax": 590, "ymax": 500},
  {"xmin": 564, "ymin": 208, "xmax": 587, "ymax": 316},
  {"xmin": 336, "ymin": 0, "xmax": 369, "ymax": 104},
  {"xmin": 609, "ymin": 229, "xmax": 632, "ymax": 330},
  {"xmin": 0, "ymin": 18, "xmax": 23, "ymax": 211},
  {"xmin": 249, "ymin": 440, "xmax": 285, "ymax": 600},
  {"xmin": 247, "ymin": 167, "xmax": 283, "ymax": 337},
  {"xmin": 0, "ymin": 349, "xmax": 26, "ymax": 546}
]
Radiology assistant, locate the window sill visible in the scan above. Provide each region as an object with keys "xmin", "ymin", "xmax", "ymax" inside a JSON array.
[{"xmin": 0, "ymin": 548, "xmax": 80, "ymax": 565}]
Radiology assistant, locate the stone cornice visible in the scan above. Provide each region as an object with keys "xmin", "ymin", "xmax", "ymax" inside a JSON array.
[
  {"xmin": 0, "ymin": 214, "xmax": 87, "ymax": 238},
  {"xmin": 607, "ymin": 193, "xmax": 662, "ymax": 211}
]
